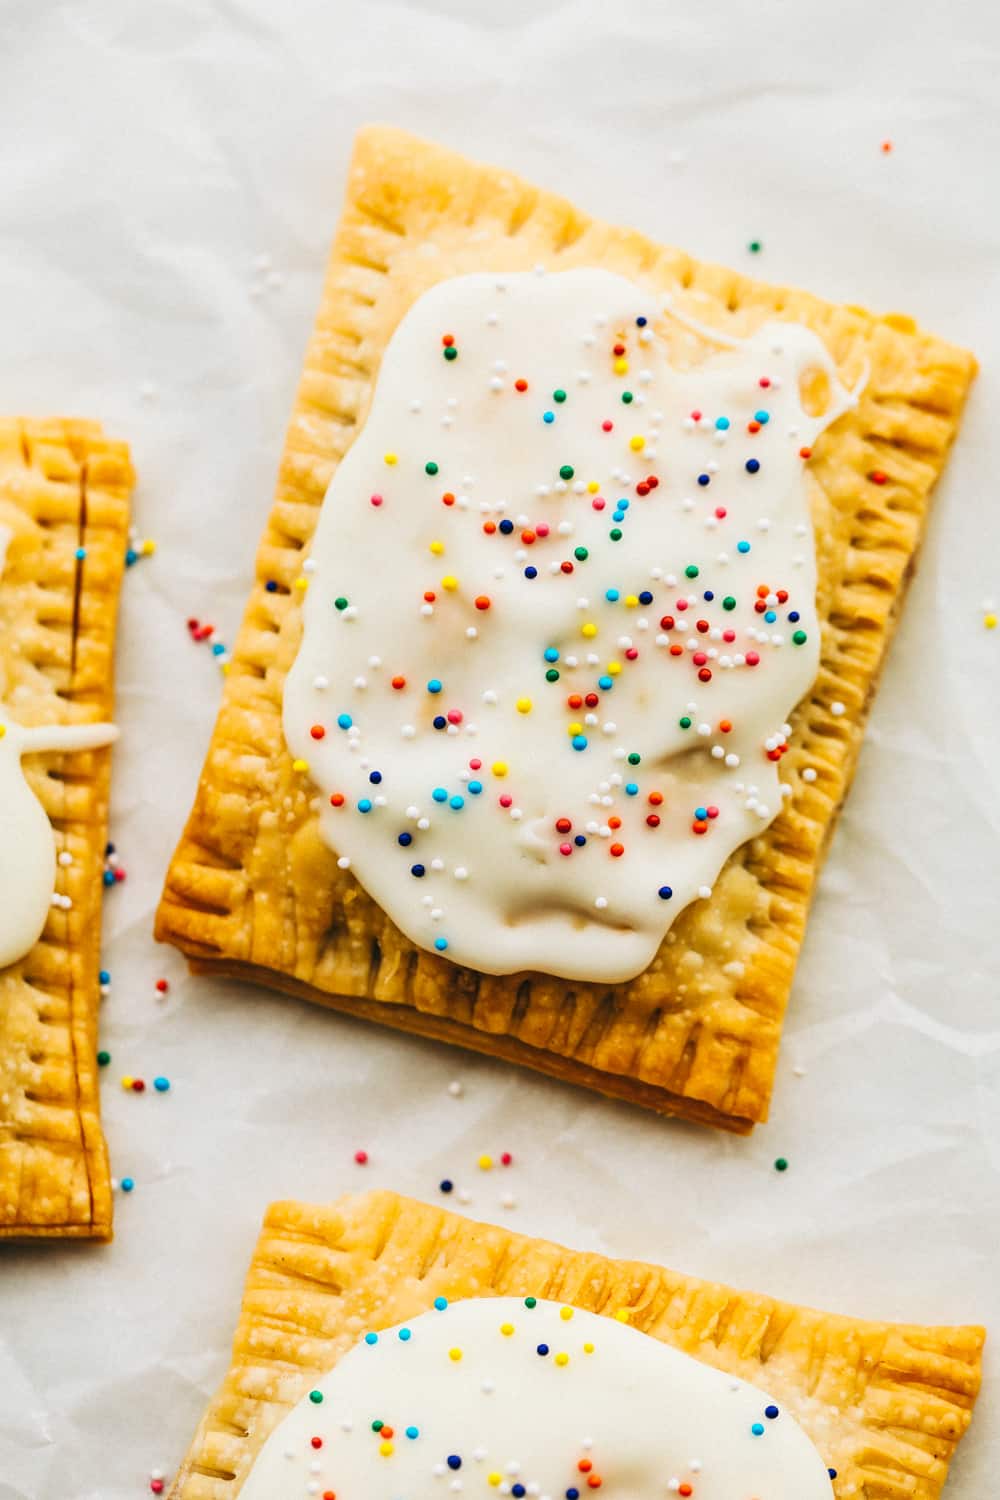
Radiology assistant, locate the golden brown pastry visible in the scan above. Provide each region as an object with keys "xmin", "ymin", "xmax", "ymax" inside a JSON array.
[
  {"xmin": 156, "ymin": 126, "xmax": 976, "ymax": 1131},
  {"xmin": 0, "ymin": 418, "xmax": 132, "ymax": 1239}
]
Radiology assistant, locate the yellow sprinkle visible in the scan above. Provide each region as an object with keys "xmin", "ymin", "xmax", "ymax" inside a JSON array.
[
  {"xmin": 488, "ymin": 1474, "xmax": 502, "ymax": 1487},
  {"xmin": 384, "ymin": 451, "xmax": 398, "ymax": 466},
  {"xmin": 614, "ymin": 1308, "xmax": 631, "ymax": 1323},
  {"xmin": 515, "ymin": 698, "xmax": 532, "ymax": 715},
  {"xmin": 292, "ymin": 758, "xmax": 310, "ymax": 773},
  {"xmin": 491, "ymin": 760, "xmax": 508, "ymax": 777},
  {"xmin": 587, "ymin": 480, "xmax": 600, "ymax": 494},
  {"xmin": 555, "ymin": 1352, "xmax": 569, "ymax": 1366},
  {"xmin": 629, "ymin": 434, "xmax": 645, "ymax": 451},
  {"xmin": 294, "ymin": 576, "xmax": 308, "ymax": 591},
  {"xmin": 560, "ymin": 1306, "xmax": 574, "ymax": 1321},
  {"xmin": 141, "ymin": 539, "xmax": 156, "ymax": 556},
  {"xmin": 581, "ymin": 622, "xmax": 598, "ymax": 638},
  {"xmin": 441, "ymin": 575, "xmax": 459, "ymax": 591},
  {"xmin": 221, "ymin": 662, "xmax": 231, "ymax": 676},
  {"xmin": 120, "ymin": 1075, "xmax": 133, "ymax": 1090},
  {"xmin": 500, "ymin": 1322, "xmax": 515, "ymax": 1336},
  {"xmin": 567, "ymin": 722, "xmax": 583, "ymax": 736},
  {"xmin": 985, "ymin": 612, "xmax": 997, "ymax": 629},
  {"xmin": 607, "ymin": 662, "xmax": 622, "ymax": 676},
  {"xmin": 583, "ymin": 1341, "xmax": 595, "ymax": 1353},
  {"xmin": 613, "ymin": 357, "xmax": 629, "ymax": 375},
  {"xmin": 429, "ymin": 540, "xmax": 445, "ymax": 555},
  {"xmin": 0, "ymin": 724, "xmax": 6, "ymax": 740},
  {"xmin": 478, "ymin": 1153, "xmax": 494, "ymax": 1170},
  {"xmin": 379, "ymin": 1441, "xmax": 394, "ymax": 1457},
  {"xmin": 449, "ymin": 1347, "xmax": 463, "ymax": 1361},
  {"xmin": 624, "ymin": 594, "xmax": 639, "ymax": 607}
]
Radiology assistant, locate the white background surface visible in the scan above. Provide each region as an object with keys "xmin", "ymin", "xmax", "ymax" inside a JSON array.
[{"xmin": 0, "ymin": 2, "xmax": 997, "ymax": 1496}]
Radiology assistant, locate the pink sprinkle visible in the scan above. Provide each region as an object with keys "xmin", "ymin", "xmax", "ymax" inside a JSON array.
[
  {"xmin": 746, "ymin": 651, "xmax": 760, "ymax": 667},
  {"xmin": 469, "ymin": 758, "xmax": 482, "ymax": 770},
  {"xmin": 499, "ymin": 794, "xmax": 512, "ymax": 808},
  {"xmin": 151, "ymin": 1484, "xmax": 165, "ymax": 1496},
  {"xmin": 592, "ymin": 497, "xmax": 606, "ymax": 510},
  {"xmin": 559, "ymin": 842, "xmax": 573, "ymax": 856},
  {"xmin": 625, "ymin": 648, "xmax": 638, "ymax": 661},
  {"xmin": 691, "ymin": 410, "xmax": 702, "ymax": 421},
  {"xmin": 354, "ymin": 1150, "xmax": 368, "ymax": 1165},
  {"xmin": 447, "ymin": 709, "xmax": 463, "ymax": 724},
  {"xmin": 370, "ymin": 493, "xmax": 383, "ymax": 507},
  {"xmin": 723, "ymin": 628, "xmax": 736, "ymax": 642},
  {"xmin": 707, "ymin": 806, "xmax": 719, "ymax": 819},
  {"xmin": 676, "ymin": 599, "xmax": 689, "ymax": 612},
  {"xmin": 536, "ymin": 523, "xmax": 550, "ymax": 538},
  {"xmin": 601, "ymin": 420, "xmax": 613, "ymax": 432},
  {"xmin": 501, "ymin": 1152, "xmax": 513, "ymax": 1166},
  {"xmin": 715, "ymin": 506, "xmax": 727, "ymax": 519}
]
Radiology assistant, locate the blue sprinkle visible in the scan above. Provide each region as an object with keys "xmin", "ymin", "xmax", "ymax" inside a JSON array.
[
  {"xmin": 737, "ymin": 540, "xmax": 751, "ymax": 554},
  {"xmin": 612, "ymin": 511, "xmax": 625, "ymax": 523},
  {"xmin": 695, "ymin": 806, "xmax": 707, "ymax": 820},
  {"xmin": 543, "ymin": 411, "xmax": 555, "ymax": 424},
  {"xmin": 755, "ymin": 409, "xmax": 770, "ymax": 424},
  {"xmin": 124, "ymin": 548, "xmax": 138, "ymax": 566},
  {"xmin": 434, "ymin": 937, "xmax": 448, "ymax": 952},
  {"xmin": 398, "ymin": 1328, "xmax": 412, "ymax": 1341},
  {"xmin": 103, "ymin": 870, "xmax": 115, "ymax": 886},
  {"xmin": 410, "ymin": 864, "xmax": 425, "ymax": 878},
  {"xmin": 765, "ymin": 1404, "xmax": 780, "ymax": 1419},
  {"xmin": 828, "ymin": 1470, "xmax": 837, "ymax": 1481},
  {"xmin": 499, "ymin": 519, "xmax": 515, "ymax": 534},
  {"xmin": 211, "ymin": 643, "xmax": 225, "ymax": 656},
  {"xmin": 639, "ymin": 590, "xmax": 653, "ymax": 605},
  {"xmin": 636, "ymin": 316, "xmax": 647, "ymax": 326},
  {"xmin": 618, "ymin": 498, "xmax": 630, "ymax": 511},
  {"xmin": 751, "ymin": 1422, "xmax": 764, "ymax": 1436},
  {"xmin": 337, "ymin": 713, "xmax": 352, "ymax": 729},
  {"xmin": 468, "ymin": 780, "xmax": 483, "ymax": 795},
  {"xmin": 406, "ymin": 1425, "xmax": 419, "ymax": 1438},
  {"xmin": 697, "ymin": 473, "xmax": 711, "ymax": 486},
  {"xmin": 364, "ymin": 1332, "xmax": 378, "ymax": 1345},
  {"xmin": 524, "ymin": 565, "xmax": 538, "ymax": 579},
  {"xmin": 544, "ymin": 647, "xmax": 560, "ymax": 662},
  {"xmin": 99, "ymin": 970, "xmax": 111, "ymax": 985},
  {"xmin": 153, "ymin": 1077, "xmax": 170, "ymax": 1092},
  {"xmin": 449, "ymin": 795, "xmax": 464, "ymax": 810},
  {"xmin": 447, "ymin": 1456, "xmax": 462, "ymax": 1471},
  {"xmin": 571, "ymin": 735, "xmax": 588, "ymax": 751},
  {"xmin": 369, "ymin": 770, "xmax": 382, "ymax": 784},
  {"xmin": 658, "ymin": 886, "xmax": 673, "ymax": 900},
  {"xmin": 566, "ymin": 1491, "xmax": 580, "ymax": 1500},
  {"xmin": 427, "ymin": 678, "xmax": 442, "ymax": 694},
  {"xmin": 605, "ymin": 588, "xmax": 620, "ymax": 602},
  {"xmin": 536, "ymin": 1343, "xmax": 550, "ymax": 1356},
  {"xmin": 764, "ymin": 609, "xmax": 777, "ymax": 622},
  {"xmin": 788, "ymin": 610, "xmax": 800, "ymax": 622},
  {"xmin": 625, "ymin": 783, "xmax": 638, "ymax": 796},
  {"xmin": 75, "ymin": 547, "xmax": 86, "ymax": 561},
  {"xmin": 120, "ymin": 1177, "xmax": 134, "ymax": 1192},
  {"xmin": 745, "ymin": 458, "xmax": 760, "ymax": 473},
  {"xmin": 512, "ymin": 1488, "xmax": 525, "ymax": 1498},
  {"xmin": 432, "ymin": 788, "xmax": 448, "ymax": 802},
  {"xmin": 398, "ymin": 831, "xmax": 412, "ymax": 846},
  {"xmin": 703, "ymin": 589, "xmax": 714, "ymax": 601},
  {"xmin": 265, "ymin": 580, "xmax": 278, "ymax": 592},
  {"xmin": 433, "ymin": 1296, "xmax": 448, "ymax": 1310},
  {"xmin": 358, "ymin": 798, "xmax": 373, "ymax": 813},
  {"xmin": 433, "ymin": 715, "xmax": 447, "ymax": 730},
  {"xmin": 439, "ymin": 1179, "xmax": 453, "ymax": 1193},
  {"xmin": 597, "ymin": 675, "xmax": 613, "ymax": 691},
  {"xmin": 714, "ymin": 416, "xmax": 730, "ymax": 430},
  {"xmin": 574, "ymin": 834, "xmax": 586, "ymax": 846}
]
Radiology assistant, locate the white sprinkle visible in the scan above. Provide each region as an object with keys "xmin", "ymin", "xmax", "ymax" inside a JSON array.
[
  {"xmin": 58, "ymin": 850, "xmax": 73, "ymax": 867},
  {"xmin": 595, "ymin": 896, "xmax": 608, "ymax": 910},
  {"xmin": 697, "ymin": 885, "xmax": 712, "ymax": 899},
  {"xmin": 831, "ymin": 700, "xmax": 846, "ymax": 716},
  {"xmin": 802, "ymin": 767, "xmax": 817, "ymax": 783},
  {"xmin": 448, "ymin": 1080, "xmax": 464, "ymax": 1097},
  {"xmin": 337, "ymin": 856, "xmax": 351, "ymax": 870}
]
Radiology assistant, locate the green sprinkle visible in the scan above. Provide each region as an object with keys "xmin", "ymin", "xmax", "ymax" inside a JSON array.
[
  {"xmin": 559, "ymin": 464, "xmax": 574, "ymax": 481},
  {"xmin": 792, "ymin": 629, "xmax": 808, "ymax": 645},
  {"xmin": 309, "ymin": 1390, "xmax": 323, "ymax": 1405},
  {"xmin": 372, "ymin": 1419, "xmax": 384, "ymax": 1431},
  {"xmin": 627, "ymin": 752, "xmax": 641, "ymax": 765},
  {"xmin": 679, "ymin": 715, "xmax": 692, "ymax": 729},
  {"xmin": 553, "ymin": 389, "xmax": 567, "ymax": 403},
  {"xmin": 334, "ymin": 596, "xmax": 349, "ymax": 611},
  {"xmin": 722, "ymin": 595, "xmax": 736, "ymax": 611},
  {"xmin": 621, "ymin": 390, "xmax": 634, "ymax": 404},
  {"xmin": 574, "ymin": 546, "xmax": 588, "ymax": 561},
  {"xmin": 545, "ymin": 668, "xmax": 560, "ymax": 683},
  {"xmin": 524, "ymin": 1296, "xmax": 537, "ymax": 1308},
  {"xmin": 774, "ymin": 1157, "xmax": 789, "ymax": 1172},
  {"xmin": 748, "ymin": 239, "xmax": 762, "ymax": 254},
  {"xmin": 425, "ymin": 461, "xmax": 439, "ymax": 476},
  {"xmin": 443, "ymin": 346, "xmax": 458, "ymax": 361},
  {"xmin": 684, "ymin": 564, "xmax": 699, "ymax": 579},
  {"xmin": 97, "ymin": 1050, "xmax": 111, "ymax": 1067},
  {"xmin": 609, "ymin": 528, "xmax": 623, "ymax": 541}
]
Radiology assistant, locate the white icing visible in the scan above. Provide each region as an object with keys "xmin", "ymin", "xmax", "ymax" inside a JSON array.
[
  {"xmin": 238, "ymin": 1297, "xmax": 833, "ymax": 1500},
  {"xmin": 0, "ymin": 524, "xmax": 118, "ymax": 968},
  {"xmin": 283, "ymin": 270, "xmax": 857, "ymax": 982}
]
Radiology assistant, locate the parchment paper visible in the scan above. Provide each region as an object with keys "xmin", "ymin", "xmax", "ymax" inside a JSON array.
[{"xmin": 0, "ymin": 1, "xmax": 996, "ymax": 1495}]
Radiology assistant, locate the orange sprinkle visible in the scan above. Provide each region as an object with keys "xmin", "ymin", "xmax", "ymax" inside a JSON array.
[
  {"xmin": 799, "ymin": 446, "xmax": 812, "ymax": 459},
  {"xmin": 515, "ymin": 378, "xmax": 528, "ymax": 392},
  {"xmin": 578, "ymin": 1460, "xmax": 593, "ymax": 1473},
  {"xmin": 610, "ymin": 842, "xmax": 625, "ymax": 857},
  {"xmin": 310, "ymin": 725, "xmax": 325, "ymax": 740},
  {"xmin": 391, "ymin": 675, "xmax": 406, "ymax": 690}
]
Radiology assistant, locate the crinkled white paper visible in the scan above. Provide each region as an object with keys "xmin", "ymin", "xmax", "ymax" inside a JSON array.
[{"xmin": 0, "ymin": 1, "xmax": 996, "ymax": 1496}]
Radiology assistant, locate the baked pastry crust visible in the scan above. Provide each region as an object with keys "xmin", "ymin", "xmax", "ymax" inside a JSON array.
[
  {"xmin": 0, "ymin": 418, "xmax": 132, "ymax": 1239},
  {"xmin": 168, "ymin": 1189, "xmax": 983, "ymax": 1500},
  {"xmin": 155, "ymin": 126, "xmax": 976, "ymax": 1130}
]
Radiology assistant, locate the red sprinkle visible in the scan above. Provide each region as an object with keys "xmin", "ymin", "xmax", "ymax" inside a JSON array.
[
  {"xmin": 474, "ymin": 595, "xmax": 491, "ymax": 611},
  {"xmin": 869, "ymin": 470, "xmax": 888, "ymax": 485},
  {"xmin": 131, "ymin": 1079, "xmax": 145, "ymax": 1093},
  {"xmin": 391, "ymin": 675, "xmax": 406, "ymax": 690},
  {"xmin": 330, "ymin": 793, "xmax": 345, "ymax": 807},
  {"xmin": 514, "ymin": 378, "xmax": 528, "ymax": 392},
  {"xmin": 312, "ymin": 1437, "xmax": 323, "ymax": 1449},
  {"xmin": 610, "ymin": 842, "xmax": 624, "ymax": 857},
  {"xmin": 354, "ymin": 1150, "xmax": 368, "ymax": 1165},
  {"xmin": 601, "ymin": 420, "xmax": 613, "ymax": 432},
  {"xmin": 369, "ymin": 493, "xmax": 383, "ymax": 507},
  {"xmin": 155, "ymin": 979, "xmax": 169, "ymax": 994},
  {"xmin": 310, "ymin": 724, "xmax": 325, "ymax": 740},
  {"xmin": 500, "ymin": 1152, "xmax": 513, "ymax": 1166},
  {"xmin": 442, "ymin": 491, "xmax": 455, "ymax": 506}
]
